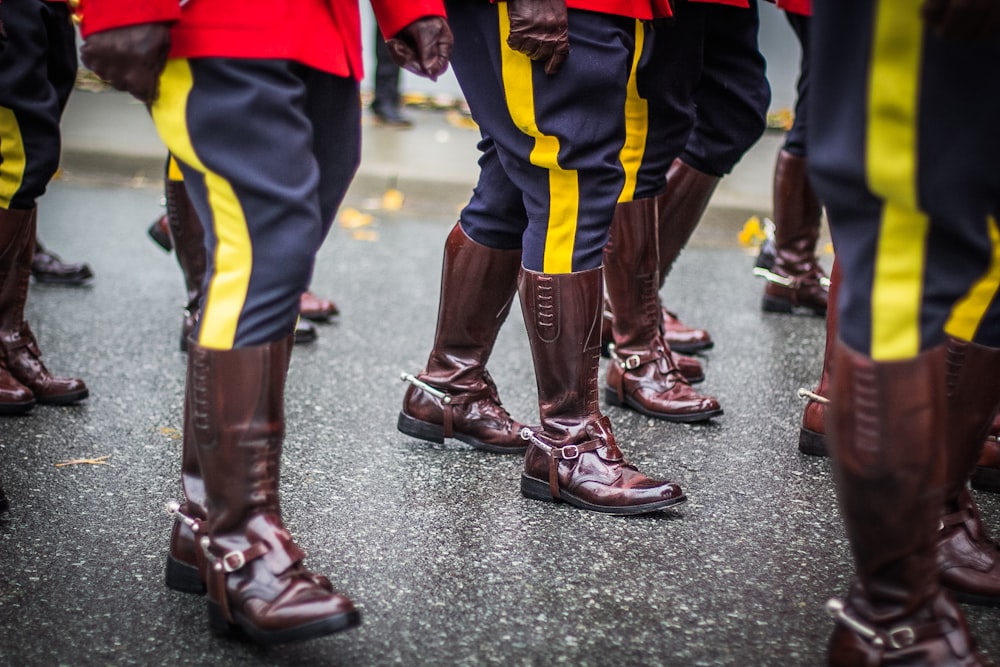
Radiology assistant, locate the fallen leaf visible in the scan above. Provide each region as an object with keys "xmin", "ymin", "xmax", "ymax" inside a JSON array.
[{"xmin": 56, "ymin": 455, "xmax": 111, "ymax": 468}]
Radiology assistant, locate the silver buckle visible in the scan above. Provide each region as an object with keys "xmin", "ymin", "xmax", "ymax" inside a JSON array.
[
  {"xmin": 622, "ymin": 354, "xmax": 641, "ymax": 370},
  {"xmin": 558, "ymin": 444, "xmax": 580, "ymax": 460},
  {"xmin": 221, "ymin": 551, "xmax": 246, "ymax": 573}
]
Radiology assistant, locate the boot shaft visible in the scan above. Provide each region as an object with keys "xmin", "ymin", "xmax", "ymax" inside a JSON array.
[
  {"xmin": 424, "ymin": 223, "xmax": 521, "ymax": 390},
  {"xmin": 657, "ymin": 159, "xmax": 720, "ymax": 287},
  {"xmin": 188, "ymin": 337, "xmax": 292, "ymax": 537},
  {"xmin": 0, "ymin": 207, "xmax": 37, "ymax": 331},
  {"xmin": 518, "ymin": 267, "xmax": 603, "ymax": 443},
  {"xmin": 828, "ymin": 341, "xmax": 947, "ymax": 617},
  {"xmin": 772, "ymin": 149, "xmax": 823, "ymax": 273},
  {"xmin": 604, "ymin": 197, "xmax": 660, "ymax": 352}
]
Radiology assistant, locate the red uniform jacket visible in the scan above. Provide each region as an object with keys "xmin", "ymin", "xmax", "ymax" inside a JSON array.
[
  {"xmin": 76, "ymin": 0, "xmax": 446, "ymax": 81},
  {"xmin": 776, "ymin": 0, "xmax": 810, "ymax": 15}
]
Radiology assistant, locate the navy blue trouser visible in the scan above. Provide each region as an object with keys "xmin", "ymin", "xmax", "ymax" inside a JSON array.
[
  {"xmin": 0, "ymin": 0, "xmax": 76, "ymax": 210},
  {"xmin": 151, "ymin": 58, "xmax": 361, "ymax": 349},
  {"xmin": 782, "ymin": 11, "xmax": 810, "ymax": 158},
  {"xmin": 809, "ymin": 0, "xmax": 1000, "ymax": 359},
  {"xmin": 447, "ymin": 1, "xmax": 637, "ymax": 273}
]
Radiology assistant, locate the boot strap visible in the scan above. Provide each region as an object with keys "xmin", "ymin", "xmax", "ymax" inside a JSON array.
[
  {"xmin": 826, "ymin": 597, "xmax": 955, "ymax": 651},
  {"xmin": 0, "ymin": 324, "xmax": 40, "ymax": 358},
  {"xmin": 201, "ymin": 537, "xmax": 270, "ymax": 623},
  {"xmin": 520, "ymin": 427, "xmax": 603, "ymax": 499}
]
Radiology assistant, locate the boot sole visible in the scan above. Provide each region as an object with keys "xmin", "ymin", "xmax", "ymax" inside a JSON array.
[
  {"xmin": 949, "ymin": 588, "xmax": 1000, "ymax": 608},
  {"xmin": 0, "ymin": 399, "xmax": 35, "ymax": 415},
  {"xmin": 798, "ymin": 428, "xmax": 828, "ymax": 457},
  {"xmin": 165, "ymin": 555, "xmax": 206, "ymax": 595},
  {"xmin": 604, "ymin": 388, "xmax": 723, "ymax": 423},
  {"xmin": 761, "ymin": 295, "xmax": 826, "ymax": 317},
  {"xmin": 521, "ymin": 474, "xmax": 687, "ymax": 515},
  {"xmin": 971, "ymin": 466, "xmax": 1000, "ymax": 494},
  {"xmin": 207, "ymin": 599, "xmax": 361, "ymax": 645},
  {"xmin": 396, "ymin": 411, "xmax": 527, "ymax": 455},
  {"xmin": 36, "ymin": 388, "xmax": 89, "ymax": 406}
]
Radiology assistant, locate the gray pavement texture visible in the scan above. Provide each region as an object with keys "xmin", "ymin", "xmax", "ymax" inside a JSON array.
[{"xmin": 1, "ymin": 90, "xmax": 999, "ymax": 666}]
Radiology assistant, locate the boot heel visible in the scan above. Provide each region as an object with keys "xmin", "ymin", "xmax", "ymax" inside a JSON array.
[
  {"xmin": 396, "ymin": 412, "xmax": 444, "ymax": 444},
  {"xmin": 165, "ymin": 555, "xmax": 206, "ymax": 595},
  {"xmin": 520, "ymin": 474, "xmax": 558, "ymax": 503},
  {"xmin": 797, "ymin": 428, "xmax": 829, "ymax": 457}
]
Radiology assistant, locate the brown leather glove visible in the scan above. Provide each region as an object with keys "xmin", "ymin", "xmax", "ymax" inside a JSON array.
[
  {"xmin": 386, "ymin": 16, "xmax": 453, "ymax": 81},
  {"xmin": 80, "ymin": 23, "xmax": 172, "ymax": 105},
  {"xmin": 923, "ymin": 0, "xmax": 1000, "ymax": 39},
  {"xmin": 506, "ymin": 0, "xmax": 569, "ymax": 75}
]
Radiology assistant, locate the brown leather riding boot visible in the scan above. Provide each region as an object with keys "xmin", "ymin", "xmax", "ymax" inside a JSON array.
[
  {"xmin": 398, "ymin": 223, "xmax": 528, "ymax": 454},
  {"xmin": 655, "ymin": 159, "xmax": 719, "ymax": 354},
  {"xmin": 0, "ymin": 209, "xmax": 35, "ymax": 414},
  {"xmin": 603, "ymin": 198, "xmax": 722, "ymax": 422},
  {"xmin": 518, "ymin": 267, "xmax": 686, "ymax": 515},
  {"xmin": 825, "ymin": 342, "xmax": 989, "ymax": 666},
  {"xmin": 191, "ymin": 336, "xmax": 360, "ymax": 644},
  {"xmin": 164, "ymin": 177, "xmax": 207, "ymax": 353},
  {"xmin": 935, "ymin": 338, "xmax": 1000, "ymax": 607},
  {"xmin": 0, "ymin": 208, "xmax": 87, "ymax": 405},
  {"xmin": 798, "ymin": 260, "xmax": 841, "ymax": 456},
  {"xmin": 758, "ymin": 150, "xmax": 829, "ymax": 316}
]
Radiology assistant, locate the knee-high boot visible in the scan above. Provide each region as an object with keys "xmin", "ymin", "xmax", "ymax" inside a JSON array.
[
  {"xmin": 518, "ymin": 267, "xmax": 686, "ymax": 515},
  {"xmin": 655, "ymin": 159, "xmax": 719, "ymax": 354},
  {"xmin": 758, "ymin": 150, "xmax": 829, "ymax": 316},
  {"xmin": 825, "ymin": 341, "xmax": 988, "ymax": 666},
  {"xmin": 190, "ymin": 336, "xmax": 359, "ymax": 644},
  {"xmin": 603, "ymin": 198, "xmax": 722, "ymax": 422},
  {"xmin": 934, "ymin": 338, "xmax": 1000, "ymax": 607},
  {"xmin": 398, "ymin": 222, "xmax": 528, "ymax": 453},
  {"xmin": 0, "ymin": 207, "xmax": 87, "ymax": 405},
  {"xmin": 798, "ymin": 259, "xmax": 841, "ymax": 456}
]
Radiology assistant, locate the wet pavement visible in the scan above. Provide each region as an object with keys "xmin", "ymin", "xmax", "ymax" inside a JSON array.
[{"xmin": 2, "ymin": 90, "xmax": 1000, "ymax": 666}]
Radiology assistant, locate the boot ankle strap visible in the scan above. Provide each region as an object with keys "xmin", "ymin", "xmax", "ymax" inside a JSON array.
[
  {"xmin": 826, "ymin": 598, "xmax": 955, "ymax": 651},
  {"xmin": 200, "ymin": 536, "xmax": 271, "ymax": 623},
  {"xmin": 607, "ymin": 344, "xmax": 660, "ymax": 371}
]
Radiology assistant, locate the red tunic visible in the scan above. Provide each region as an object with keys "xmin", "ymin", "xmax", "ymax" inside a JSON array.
[
  {"xmin": 776, "ymin": 0, "xmax": 811, "ymax": 15},
  {"xmin": 76, "ymin": 0, "xmax": 446, "ymax": 81}
]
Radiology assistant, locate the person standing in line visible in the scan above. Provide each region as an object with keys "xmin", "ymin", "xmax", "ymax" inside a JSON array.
[
  {"xmin": 78, "ymin": 0, "xmax": 451, "ymax": 645},
  {"xmin": 0, "ymin": 0, "xmax": 90, "ymax": 420},
  {"xmin": 752, "ymin": 0, "xmax": 829, "ymax": 316},
  {"xmin": 400, "ymin": 0, "xmax": 689, "ymax": 515},
  {"xmin": 809, "ymin": 0, "xmax": 1000, "ymax": 663},
  {"xmin": 371, "ymin": 26, "xmax": 413, "ymax": 127}
]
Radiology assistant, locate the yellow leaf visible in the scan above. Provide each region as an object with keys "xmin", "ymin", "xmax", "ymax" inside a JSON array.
[
  {"xmin": 352, "ymin": 229, "xmax": 379, "ymax": 242},
  {"xmin": 339, "ymin": 208, "xmax": 373, "ymax": 229},
  {"xmin": 738, "ymin": 215, "xmax": 766, "ymax": 247},
  {"xmin": 56, "ymin": 455, "xmax": 111, "ymax": 468},
  {"xmin": 381, "ymin": 188, "xmax": 404, "ymax": 211}
]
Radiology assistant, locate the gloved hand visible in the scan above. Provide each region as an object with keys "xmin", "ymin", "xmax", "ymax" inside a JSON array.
[
  {"xmin": 386, "ymin": 16, "xmax": 453, "ymax": 81},
  {"xmin": 923, "ymin": 0, "xmax": 1000, "ymax": 39},
  {"xmin": 506, "ymin": 0, "xmax": 569, "ymax": 75},
  {"xmin": 80, "ymin": 23, "xmax": 172, "ymax": 105}
]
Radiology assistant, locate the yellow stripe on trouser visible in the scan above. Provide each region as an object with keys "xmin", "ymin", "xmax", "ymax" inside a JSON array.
[
  {"xmin": 167, "ymin": 155, "xmax": 184, "ymax": 182},
  {"xmin": 151, "ymin": 59, "xmax": 251, "ymax": 350},
  {"xmin": 866, "ymin": 1, "xmax": 928, "ymax": 361},
  {"xmin": 946, "ymin": 217, "xmax": 1000, "ymax": 341},
  {"xmin": 0, "ymin": 107, "xmax": 26, "ymax": 209},
  {"xmin": 498, "ymin": 8, "xmax": 580, "ymax": 274},
  {"xmin": 618, "ymin": 21, "xmax": 647, "ymax": 204}
]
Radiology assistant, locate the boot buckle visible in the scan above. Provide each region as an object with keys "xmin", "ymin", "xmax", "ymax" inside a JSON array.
[
  {"xmin": 607, "ymin": 344, "xmax": 642, "ymax": 370},
  {"xmin": 558, "ymin": 444, "xmax": 581, "ymax": 460},
  {"xmin": 887, "ymin": 626, "xmax": 916, "ymax": 650}
]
